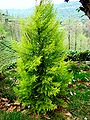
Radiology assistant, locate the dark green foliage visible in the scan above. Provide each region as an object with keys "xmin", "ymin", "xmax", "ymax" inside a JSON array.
[
  {"xmin": 65, "ymin": 51, "xmax": 79, "ymax": 61},
  {"xmin": 14, "ymin": 0, "xmax": 71, "ymax": 114},
  {"xmin": 65, "ymin": 50, "xmax": 90, "ymax": 61},
  {"xmin": 78, "ymin": 50, "xmax": 90, "ymax": 61},
  {"xmin": 68, "ymin": 62, "xmax": 80, "ymax": 73}
]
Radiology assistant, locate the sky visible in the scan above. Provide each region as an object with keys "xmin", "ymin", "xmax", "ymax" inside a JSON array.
[{"xmin": 0, "ymin": 0, "xmax": 78, "ymax": 9}]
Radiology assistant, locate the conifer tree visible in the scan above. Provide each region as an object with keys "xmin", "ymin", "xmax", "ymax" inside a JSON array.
[{"xmin": 14, "ymin": 0, "xmax": 71, "ymax": 114}]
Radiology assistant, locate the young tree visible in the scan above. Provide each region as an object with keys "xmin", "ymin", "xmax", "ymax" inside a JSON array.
[{"xmin": 14, "ymin": 0, "xmax": 71, "ymax": 114}]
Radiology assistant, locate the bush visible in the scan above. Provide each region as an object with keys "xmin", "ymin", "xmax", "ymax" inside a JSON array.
[
  {"xmin": 78, "ymin": 50, "xmax": 90, "ymax": 61},
  {"xmin": 14, "ymin": 0, "xmax": 72, "ymax": 114},
  {"xmin": 65, "ymin": 50, "xmax": 90, "ymax": 61}
]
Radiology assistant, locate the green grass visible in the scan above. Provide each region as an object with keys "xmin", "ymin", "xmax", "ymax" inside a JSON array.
[
  {"xmin": 67, "ymin": 85, "xmax": 90, "ymax": 119},
  {"xmin": 60, "ymin": 62, "xmax": 90, "ymax": 119},
  {"xmin": 74, "ymin": 72, "xmax": 90, "ymax": 81},
  {"xmin": 0, "ymin": 110, "xmax": 66, "ymax": 120},
  {"xmin": 0, "ymin": 62, "xmax": 90, "ymax": 120},
  {"xmin": 67, "ymin": 62, "xmax": 90, "ymax": 120},
  {"xmin": 0, "ymin": 110, "xmax": 33, "ymax": 120}
]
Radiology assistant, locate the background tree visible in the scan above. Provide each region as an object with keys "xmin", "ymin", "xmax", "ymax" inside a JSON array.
[{"xmin": 63, "ymin": 18, "xmax": 89, "ymax": 51}]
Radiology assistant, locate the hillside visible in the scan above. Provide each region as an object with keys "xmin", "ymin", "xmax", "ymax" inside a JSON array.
[
  {"xmin": 55, "ymin": 1, "xmax": 88, "ymax": 20},
  {"xmin": 1, "ymin": 1, "xmax": 88, "ymax": 20}
]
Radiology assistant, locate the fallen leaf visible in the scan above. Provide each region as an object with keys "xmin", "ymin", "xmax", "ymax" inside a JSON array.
[
  {"xmin": 64, "ymin": 112, "xmax": 72, "ymax": 117},
  {"xmin": 1, "ymin": 98, "xmax": 8, "ymax": 102}
]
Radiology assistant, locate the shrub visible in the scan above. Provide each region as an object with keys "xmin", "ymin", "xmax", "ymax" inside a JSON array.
[
  {"xmin": 14, "ymin": 0, "xmax": 72, "ymax": 114},
  {"xmin": 78, "ymin": 50, "xmax": 90, "ymax": 61},
  {"xmin": 65, "ymin": 50, "xmax": 90, "ymax": 61}
]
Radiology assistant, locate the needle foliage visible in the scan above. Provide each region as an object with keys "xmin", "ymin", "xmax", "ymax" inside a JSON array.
[{"xmin": 14, "ymin": 0, "xmax": 72, "ymax": 114}]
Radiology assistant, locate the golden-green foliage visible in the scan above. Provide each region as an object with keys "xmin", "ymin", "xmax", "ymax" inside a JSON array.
[{"xmin": 14, "ymin": 0, "xmax": 72, "ymax": 114}]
